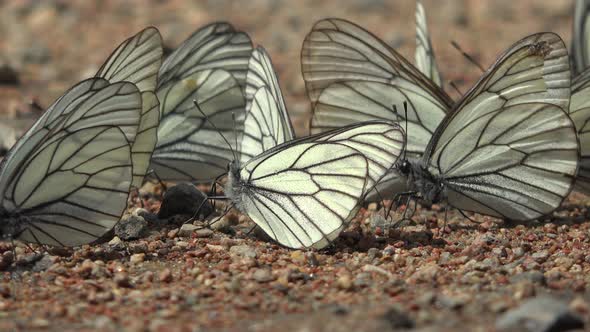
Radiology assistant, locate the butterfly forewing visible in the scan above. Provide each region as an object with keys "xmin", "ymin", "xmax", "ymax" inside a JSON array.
[
  {"xmin": 240, "ymin": 87, "xmax": 292, "ymax": 165},
  {"xmin": 424, "ymin": 32, "xmax": 577, "ymax": 221},
  {"xmin": 94, "ymin": 27, "xmax": 163, "ymax": 188},
  {"xmin": 415, "ymin": 0, "xmax": 442, "ymax": 87},
  {"xmin": 95, "ymin": 27, "xmax": 163, "ymax": 93},
  {"xmin": 572, "ymin": 0, "xmax": 590, "ymax": 75},
  {"xmin": 301, "ymin": 18, "xmax": 452, "ymax": 107},
  {"xmin": 158, "ymin": 22, "xmax": 253, "ymax": 89},
  {"xmin": 151, "ymin": 69, "xmax": 246, "ymax": 181},
  {"xmin": 238, "ymin": 143, "xmax": 368, "ymax": 249},
  {"xmin": 240, "ymin": 47, "xmax": 296, "ymax": 165},
  {"xmin": 569, "ymin": 68, "xmax": 590, "ymax": 193}
]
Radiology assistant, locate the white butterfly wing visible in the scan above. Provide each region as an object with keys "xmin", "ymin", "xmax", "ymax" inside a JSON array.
[
  {"xmin": 569, "ymin": 69, "xmax": 590, "ymax": 193},
  {"xmin": 130, "ymin": 92, "xmax": 160, "ymax": 188},
  {"xmin": 301, "ymin": 18, "xmax": 452, "ymax": 107},
  {"xmin": 95, "ymin": 27, "xmax": 163, "ymax": 93},
  {"xmin": 158, "ymin": 22, "xmax": 253, "ymax": 89},
  {"xmin": 425, "ymin": 32, "xmax": 577, "ymax": 220},
  {"xmin": 572, "ymin": 0, "xmax": 590, "ymax": 75},
  {"xmin": 244, "ymin": 47, "xmax": 292, "ymax": 128},
  {"xmin": 230, "ymin": 121, "xmax": 404, "ymax": 249},
  {"xmin": 151, "ymin": 69, "xmax": 245, "ymax": 181},
  {"xmin": 240, "ymin": 47, "xmax": 295, "ymax": 165},
  {"xmin": 415, "ymin": 0, "xmax": 442, "ymax": 87},
  {"xmin": 95, "ymin": 27, "xmax": 164, "ymax": 188},
  {"xmin": 0, "ymin": 79, "xmax": 142, "ymax": 246},
  {"xmin": 240, "ymin": 88, "xmax": 292, "ymax": 165}
]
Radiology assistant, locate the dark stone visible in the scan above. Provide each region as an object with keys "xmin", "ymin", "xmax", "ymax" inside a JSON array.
[
  {"xmin": 509, "ymin": 271, "xmax": 546, "ymax": 286},
  {"xmin": 157, "ymin": 183, "xmax": 213, "ymax": 220},
  {"xmin": 381, "ymin": 306, "xmax": 415, "ymax": 329},
  {"xmin": 0, "ymin": 65, "xmax": 19, "ymax": 85},
  {"xmin": 114, "ymin": 215, "xmax": 147, "ymax": 240},
  {"xmin": 32, "ymin": 255, "xmax": 54, "ymax": 272},
  {"xmin": 496, "ymin": 296, "xmax": 584, "ymax": 332}
]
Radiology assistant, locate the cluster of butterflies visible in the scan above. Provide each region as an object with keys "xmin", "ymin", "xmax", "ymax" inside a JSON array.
[{"xmin": 2, "ymin": 1, "xmax": 590, "ymax": 251}]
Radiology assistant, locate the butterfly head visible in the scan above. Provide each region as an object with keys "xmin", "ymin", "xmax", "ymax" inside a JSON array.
[
  {"xmin": 406, "ymin": 161, "xmax": 447, "ymax": 204},
  {"xmin": 0, "ymin": 209, "xmax": 25, "ymax": 241}
]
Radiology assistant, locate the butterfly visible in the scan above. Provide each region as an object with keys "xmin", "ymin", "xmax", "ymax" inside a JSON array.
[
  {"xmin": 0, "ymin": 27, "xmax": 163, "ymax": 247},
  {"xmin": 226, "ymin": 120, "xmax": 405, "ymax": 249},
  {"xmin": 0, "ymin": 79, "xmax": 143, "ymax": 246},
  {"xmin": 302, "ymin": 16, "xmax": 579, "ymax": 221},
  {"xmin": 150, "ymin": 22, "xmax": 254, "ymax": 182}
]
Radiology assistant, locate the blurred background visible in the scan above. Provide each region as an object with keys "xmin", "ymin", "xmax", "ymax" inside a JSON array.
[{"xmin": 0, "ymin": 0, "xmax": 574, "ymax": 140}]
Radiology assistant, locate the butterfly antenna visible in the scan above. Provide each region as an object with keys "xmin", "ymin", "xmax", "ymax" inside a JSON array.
[
  {"xmin": 192, "ymin": 100, "xmax": 238, "ymax": 163},
  {"xmin": 402, "ymin": 101, "xmax": 409, "ymax": 161},
  {"xmin": 451, "ymin": 40, "xmax": 485, "ymax": 73},
  {"xmin": 232, "ymin": 112, "xmax": 240, "ymax": 168},
  {"xmin": 449, "ymin": 81, "xmax": 463, "ymax": 96}
]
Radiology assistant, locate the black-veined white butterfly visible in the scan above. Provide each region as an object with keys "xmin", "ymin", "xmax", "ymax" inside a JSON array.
[
  {"xmin": 240, "ymin": 46, "xmax": 296, "ymax": 165},
  {"xmin": 302, "ymin": 16, "xmax": 579, "ymax": 221},
  {"xmin": 150, "ymin": 22, "xmax": 254, "ymax": 182},
  {"xmin": 0, "ymin": 27, "xmax": 164, "ymax": 247},
  {"xmin": 0, "ymin": 78, "xmax": 143, "ymax": 246},
  {"xmin": 226, "ymin": 120, "xmax": 405, "ymax": 249},
  {"xmin": 95, "ymin": 27, "xmax": 163, "ymax": 188}
]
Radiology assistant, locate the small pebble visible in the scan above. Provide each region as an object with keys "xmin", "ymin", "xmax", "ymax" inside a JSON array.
[
  {"xmin": 130, "ymin": 253, "xmax": 145, "ymax": 264},
  {"xmin": 159, "ymin": 269, "xmax": 173, "ymax": 283}
]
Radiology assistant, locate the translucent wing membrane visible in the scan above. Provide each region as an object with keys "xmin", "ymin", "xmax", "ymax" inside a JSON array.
[
  {"xmin": 244, "ymin": 47, "xmax": 291, "ymax": 125},
  {"xmin": 572, "ymin": 0, "xmax": 590, "ymax": 75},
  {"xmin": 95, "ymin": 27, "xmax": 163, "ymax": 188},
  {"xmin": 95, "ymin": 27, "xmax": 163, "ymax": 93},
  {"xmin": 415, "ymin": 1, "xmax": 442, "ymax": 87},
  {"xmin": 240, "ymin": 47, "xmax": 295, "ymax": 165},
  {"xmin": 151, "ymin": 69, "xmax": 246, "ymax": 181},
  {"xmin": 0, "ymin": 79, "xmax": 141, "ymax": 246},
  {"xmin": 12, "ymin": 126, "xmax": 133, "ymax": 247},
  {"xmin": 131, "ymin": 92, "xmax": 160, "ymax": 188},
  {"xmin": 425, "ymin": 32, "xmax": 577, "ymax": 221},
  {"xmin": 229, "ymin": 121, "xmax": 404, "ymax": 249},
  {"xmin": 301, "ymin": 18, "xmax": 452, "ymax": 108},
  {"xmin": 240, "ymin": 88, "xmax": 293, "ymax": 165},
  {"xmin": 158, "ymin": 22, "xmax": 253, "ymax": 89},
  {"xmin": 570, "ymin": 68, "xmax": 590, "ymax": 193}
]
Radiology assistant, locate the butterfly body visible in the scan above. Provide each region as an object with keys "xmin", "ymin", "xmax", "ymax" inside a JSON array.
[{"xmin": 402, "ymin": 159, "xmax": 446, "ymax": 204}]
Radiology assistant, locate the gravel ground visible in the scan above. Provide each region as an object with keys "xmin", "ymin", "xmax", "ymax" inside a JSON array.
[{"xmin": 1, "ymin": 1, "xmax": 589, "ymax": 331}]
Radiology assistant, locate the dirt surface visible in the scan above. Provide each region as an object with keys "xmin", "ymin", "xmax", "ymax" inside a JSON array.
[{"xmin": 1, "ymin": 1, "xmax": 590, "ymax": 331}]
